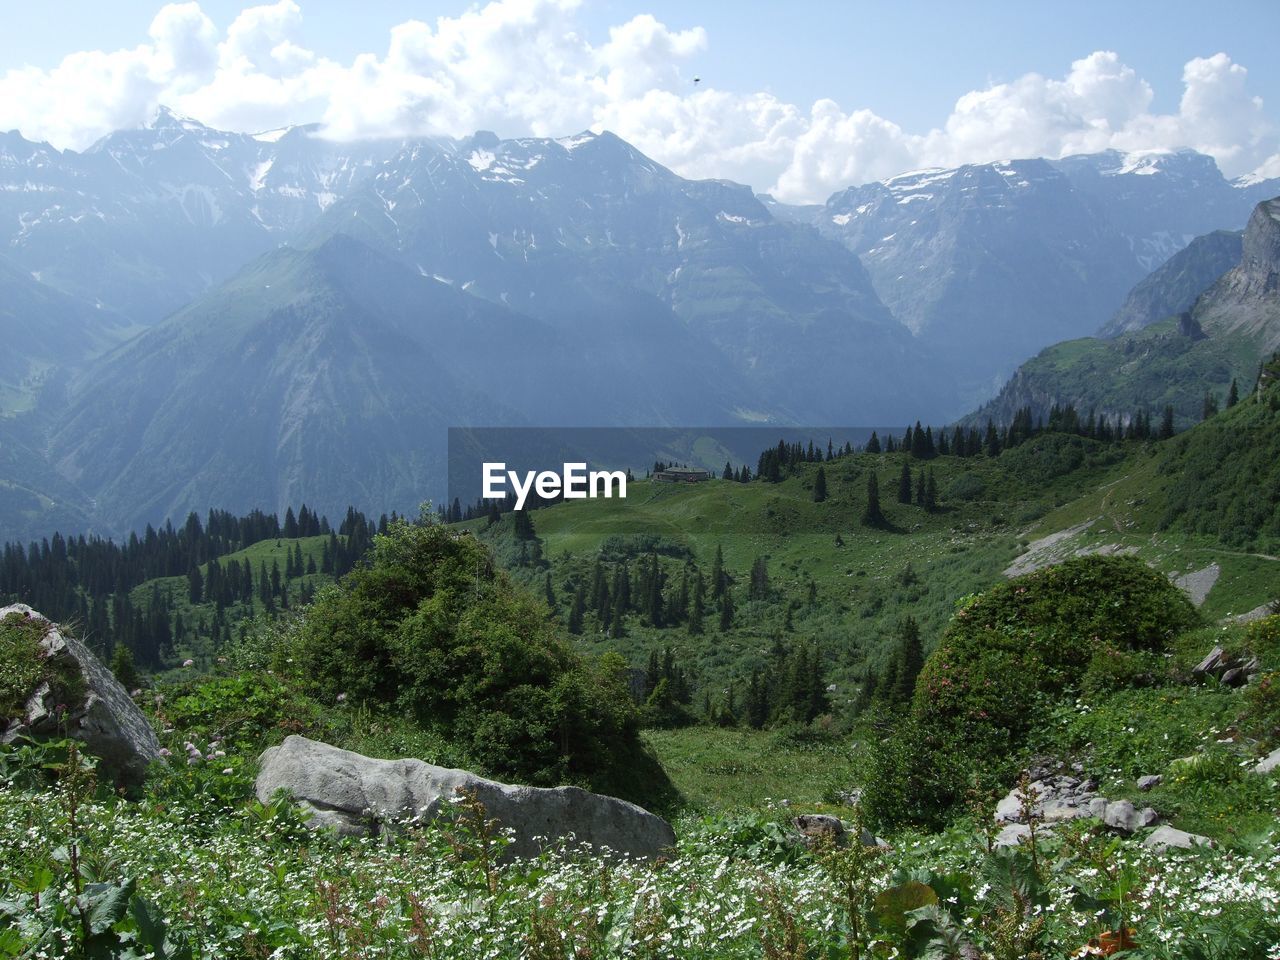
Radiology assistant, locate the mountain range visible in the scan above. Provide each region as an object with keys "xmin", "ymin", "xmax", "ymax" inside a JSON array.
[{"xmin": 1, "ymin": 107, "xmax": 1278, "ymax": 538}]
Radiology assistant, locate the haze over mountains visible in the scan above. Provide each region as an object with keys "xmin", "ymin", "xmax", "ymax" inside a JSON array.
[{"xmin": 1, "ymin": 108, "xmax": 1278, "ymax": 538}]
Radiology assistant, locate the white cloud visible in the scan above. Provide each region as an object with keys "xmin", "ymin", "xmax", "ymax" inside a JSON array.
[{"xmin": 0, "ymin": 1, "xmax": 1276, "ymax": 203}]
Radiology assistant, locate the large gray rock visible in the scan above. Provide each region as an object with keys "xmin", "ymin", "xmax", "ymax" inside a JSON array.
[
  {"xmin": 1, "ymin": 604, "xmax": 162, "ymax": 786},
  {"xmin": 256, "ymin": 735, "xmax": 675, "ymax": 860},
  {"xmin": 1143, "ymin": 825, "xmax": 1215, "ymax": 852}
]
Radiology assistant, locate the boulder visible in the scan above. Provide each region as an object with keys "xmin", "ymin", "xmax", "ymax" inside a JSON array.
[
  {"xmin": 1192, "ymin": 646, "xmax": 1225, "ymax": 677},
  {"xmin": 1, "ymin": 604, "xmax": 162, "ymax": 786},
  {"xmin": 256, "ymin": 735, "xmax": 675, "ymax": 860},
  {"xmin": 1143, "ymin": 825, "xmax": 1215, "ymax": 852},
  {"xmin": 791, "ymin": 813, "xmax": 844, "ymax": 844},
  {"xmin": 1254, "ymin": 747, "xmax": 1280, "ymax": 775},
  {"xmin": 1136, "ymin": 774, "xmax": 1162, "ymax": 791},
  {"xmin": 1102, "ymin": 800, "xmax": 1159, "ymax": 833}
]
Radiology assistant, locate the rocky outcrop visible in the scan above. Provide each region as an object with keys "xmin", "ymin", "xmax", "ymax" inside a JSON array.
[
  {"xmin": 993, "ymin": 763, "xmax": 1158, "ymax": 845},
  {"xmin": 1192, "ymin": 646, "xmax": 1259, "ymax": 687},
  {"xmin": 1, "ymin": 604, "xmax": 163, "ymax": 786},
  {"xmin": 255, "ymin": 735, "xmax": 675, "ymax": 860}
]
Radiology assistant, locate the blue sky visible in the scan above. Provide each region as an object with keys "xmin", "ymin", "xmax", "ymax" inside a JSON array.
[{"xmin": 2, "ymin": 1, "xmax": 1278, "ymax": 200}]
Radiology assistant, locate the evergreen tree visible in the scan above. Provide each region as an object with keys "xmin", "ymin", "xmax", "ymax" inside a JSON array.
[
  {"xmin": 544, "ymin": 573, "xmax": 557, "ymax": 613},
  {"xmin": 187, "ymin": 563, "xmax": 203, "ymax": 604},
  {"xmin": 745, "ymin": 667, "xmax": 769, "ymax": 729},
  {"xmin": 897, "ymin": 460, "xmax": 913, "ymax": 504},
  {"xmin": 710, "ymin": 545, "xmax": 726, "ymax": 599},
  {"xmin": 722, "ymin": 461, "xmax": 733, "ymax": 480},
  {"xmin": 862, "ymin": 471, "xmax": 885, "ymax": 527},
  {"xmin": 891, "ymin": 615, "xmax": 923, "ymax": 706},
  {"xmin": 813, "ymin": 465, "xmax": 828, "ymax": 503},
  {"xmin": 688, "ymin": 571, "xmax": 706, "ymax": 635},
  {"xmin": 866, "ymin": 431, "xmax": 881, "ymax": 454},
  {"xmin": 1160, "ymin": 404, "xmax": 1175, "ymax": 439},
  {"xmin": 719, "ymin": 586, "xmax": 735, "ymax": 631},
  {"xmin": 110, "ymin": 642, "xmax": 140, "ymax": 691},
  {"xmin": 567, "ymin": 583, "xmax": 585, "ymax": 634},
  {"xmin": 924, "ymin": 470, "xmax": 938, "ymax": 512},
  {"xmin": 748, "ymin": 557, "xmax": 770, "ymax": 601},
  {"xmin": 1202, "ymin": 391, "xmax": 1219, "ymax": 421},
  {"xmin": 1228, "ymin": 378, "xmax": 1240, "ymax": 408},
  {"xmin": 513, "ymin": 509, "xmax": 537, "ymax": 541}
]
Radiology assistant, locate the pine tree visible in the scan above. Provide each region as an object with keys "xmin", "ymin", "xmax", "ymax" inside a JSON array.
[
  {"xmin": 924, "ymin": 470, "xmax": 938, "ymax": 512},
  {"xmin": 187, "ymin": 563, "xmax": 203, "ymax": 604},
  {"xmin": 567, "ymin": 583, "xmax": 585, "ymax": 634},
  {"xmin": 1228, "ymin": 378, "xmax": 1240, "ymax": 408},
  {"xmin": 1202, "ymin": 391, "xmax": 1219, "ymax": 421},
  {"xmin": 719, "ymin": 586, "xmax": 735, "ymax": 631},
  {"xmin": 813, "ymin": 465, "xmax": 828, "ymax": 503},
  {"xmin": 891, "ymin": 615, "xmax": 923, "ymax": 706},
  {"xmin": 866, "ymin": 431, "xmax": 881, "ymax": 454},
  {"xmin": 110, "ymin": 642, "xmax": 140, "ymax": 691},
  {"xmin": 1160, "ymin": 404, "xmax": 1175, "ymax": 439},
  {"xmin": 722, "ymin": 461, "xmax": 733, "ymax": 480},
  {"xmin": 897, "ymin": 460, "xmax": 912, "ymax": 504},
  {"xmin": 862, "ymin": 471, "xmax": 884, "ymax": 527},
  {"xmin": 688, "ymin": 572, "xmax": 706, "ymax": 635},
  {"xmin": 710, "ymin": 545, "xmax": 725, "ymax": 599},
  {"xmin": 544, "ymin": 573, "xmax": 557, "ymax": 613}
]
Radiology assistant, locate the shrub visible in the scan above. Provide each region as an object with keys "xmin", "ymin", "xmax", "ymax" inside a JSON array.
[
  {"xmin": 287, "ymin": 520, "xmax": 664, "ymax": 802},
  {"xmin": 946, "ymin": 473, "xmax": 986, "ymax": 502},
  {"xmin": 869, "ymin": 556, "xmax": 1199, "ymax": 827}
]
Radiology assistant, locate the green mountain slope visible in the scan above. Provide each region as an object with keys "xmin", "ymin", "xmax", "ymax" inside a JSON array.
[{"xmin": 971, "ymin": 197, "xmax": 1280, "ymax": 428}]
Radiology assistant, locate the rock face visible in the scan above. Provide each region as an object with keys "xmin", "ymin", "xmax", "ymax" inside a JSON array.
[
  {"xmin": 255, "ymin": 735, "xmax": 675, "ymax": 860},
  {"xmin": 1, "ymin": 604, "xmax": 163, "ymax": 786}
]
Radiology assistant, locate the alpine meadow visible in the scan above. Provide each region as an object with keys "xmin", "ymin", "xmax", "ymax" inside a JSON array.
[{"xmin": 4, "ymin": 2, "xmax": 1280, "ymax": 958}]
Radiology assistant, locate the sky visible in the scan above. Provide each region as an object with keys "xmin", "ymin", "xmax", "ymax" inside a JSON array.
[{"xmin": 2, "ymin": 0, "xmax": 1278, "ymax": 202}]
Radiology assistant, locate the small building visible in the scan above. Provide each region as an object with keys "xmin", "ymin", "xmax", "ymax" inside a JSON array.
[{"xmin": 653, "ymin": 466, "xmax": 711, "ymax": 483}]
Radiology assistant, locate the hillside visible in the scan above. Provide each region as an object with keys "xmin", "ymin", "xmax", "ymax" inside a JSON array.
[
  {"xmin": 971, "ymin": 196, "xmax": 1280, "ymax": 427},
  {"xmin": 1100, "ymin": 228, "xmax": 1243, "ymax": 337}
]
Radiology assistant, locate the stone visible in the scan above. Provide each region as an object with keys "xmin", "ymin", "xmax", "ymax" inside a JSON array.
[
  {"xmin": 1143, "ymin": 825, "xmax": 1215, "ymax": 852},
  {"xmin": 256, "ymin": 735, "xmax": 675, "ymax": 860},
  {"xmin": 1136, "ymin": 775, "xmax": 1162, "ymax": 791},
  {"xmin": 1103, "ymin": 800, "xmax": 1141, "ymax": 833},
  {"xmin": 1254, "ymin": 747, "xmax": 1280, "ymax": 775},
  {"xmin": 994, "ymin": 790, "xmax": 1024, "ymax": 823},
  {"xmin": 792, "ymin": 814, "xmax": 844, "ymax": 844},
  {"xmin": 1192, "ymin": 646, "xmax": 1225, "ymax": 677},
  {"xmin": 1138, "ymin": 807, "xmax": 1159, "ymax": 828},
  {"xmin": 1220, "ymin": 667, "xmax": 1248, "ymax": 687},
  {"xmin": 1087, "ymin": 797, "xmax": 1108, "ymax": 818},
  {"xmin": 1, "ymin": 604, "xmax": 163, "ymax": 787},
  {"xmin": 994, "ymin": 823, "xmax": 1032, "ymax": 848}
]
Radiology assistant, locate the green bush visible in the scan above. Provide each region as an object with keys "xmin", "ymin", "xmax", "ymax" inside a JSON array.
[
  {"xmin": 945, "ymin": 473, "xmax": 986, "ymax": 501},
  {"xmin": 286, "ymin": 520, "xmax": 665, "ymax": 802},
  {"xmin": 870, "ymin": 556, "xmax": 1199, "ymax": 828}
]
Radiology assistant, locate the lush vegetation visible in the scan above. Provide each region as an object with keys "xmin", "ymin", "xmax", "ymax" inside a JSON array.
[{"xmin": 5, "ymin": 370, "xmax": 1280, "ymax": 956}]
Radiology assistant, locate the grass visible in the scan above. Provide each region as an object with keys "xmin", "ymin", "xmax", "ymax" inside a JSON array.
[{"xmin": 643, "ymin": 726, "xmax": 857, "ymax": 814}]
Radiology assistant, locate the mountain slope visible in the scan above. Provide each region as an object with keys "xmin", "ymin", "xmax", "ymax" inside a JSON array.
[
  {"xmin": 969, "ymin": 197, "xmax": 1280, "ymax": 428},
  {"xmin": 0, "ymin": 110, "xmax": 398, "ymax": 323},
  {"xmin": 44, "ymin": 233, "xmax": 764, "ymax": 530},
  {"xmin": 1101, "ymin": 230, "xmax": 1243, "ymax": 337},
  {"xmin": 814, "ymin": 150, "xmax": 1278, "ymax": 405},
  {"xmin": 308, "ymin": 130, "xmax": 951, "ymax": 423},
  {"xmin": 0, "ymin": 253, "xmax": 134, "ymax": 414}
]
